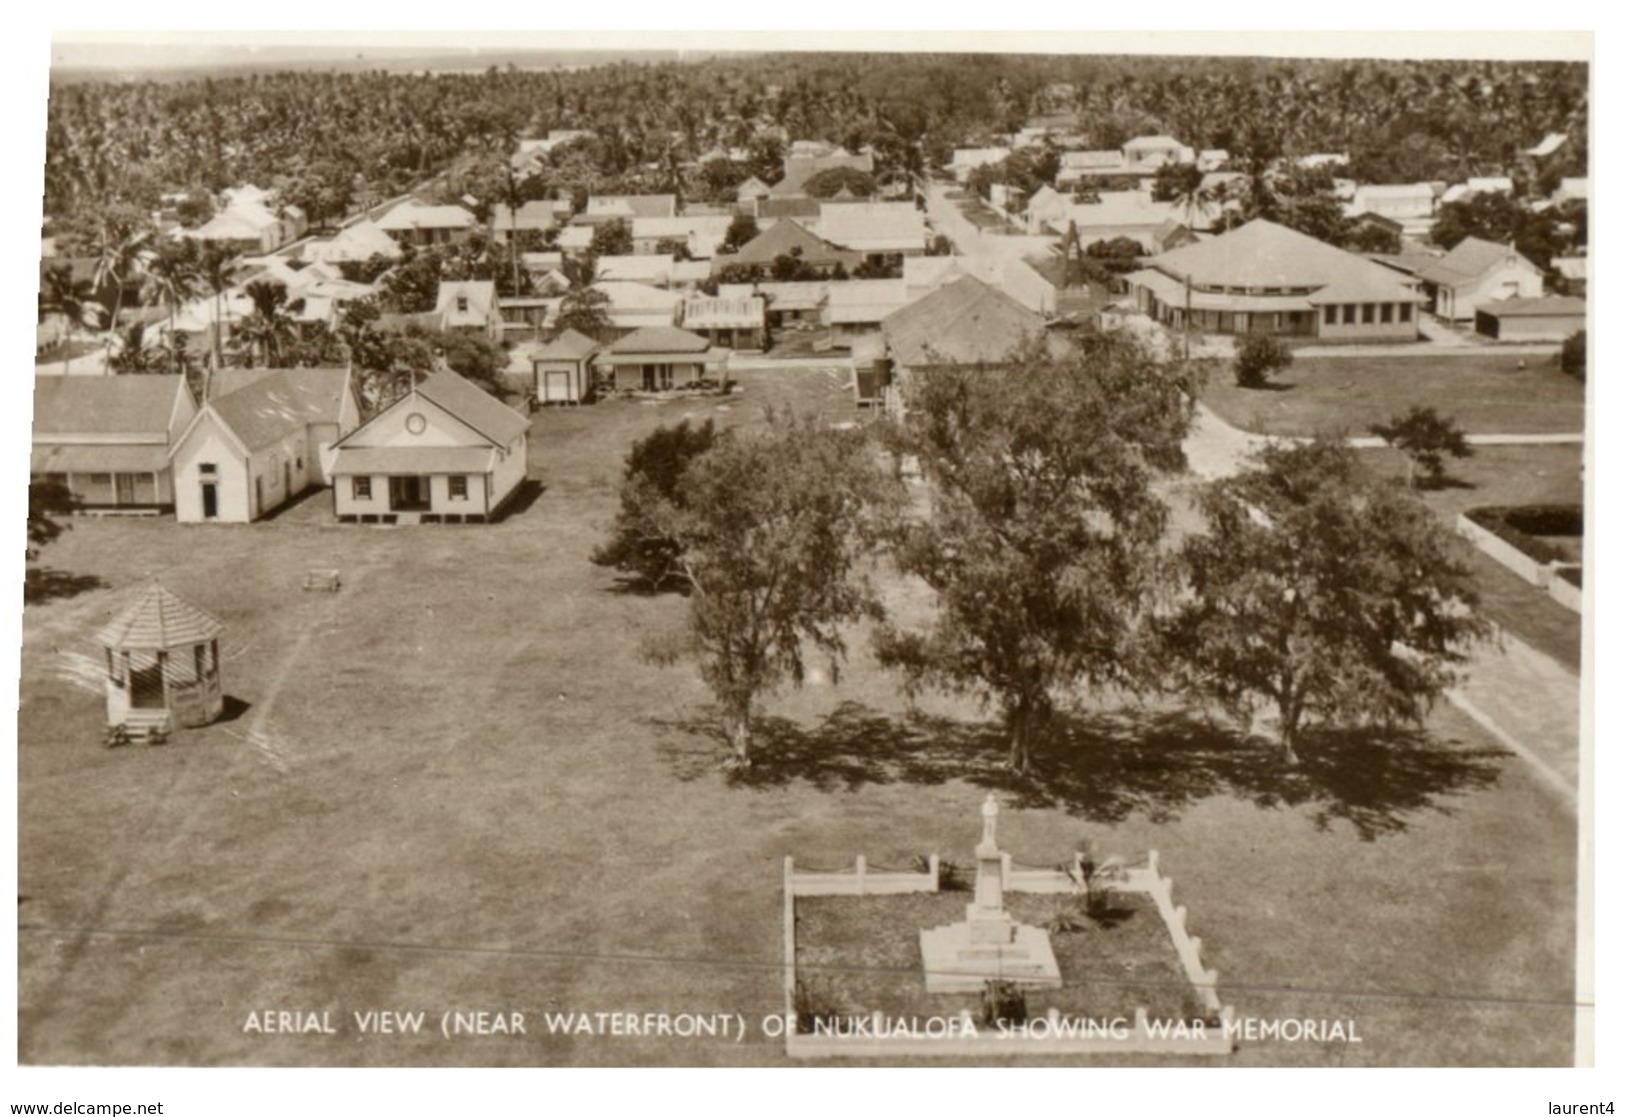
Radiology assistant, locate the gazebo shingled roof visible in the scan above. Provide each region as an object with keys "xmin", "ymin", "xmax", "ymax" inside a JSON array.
[{"xmin": 95, "ymin": 585, "xmax": 224, "ymax": 651}]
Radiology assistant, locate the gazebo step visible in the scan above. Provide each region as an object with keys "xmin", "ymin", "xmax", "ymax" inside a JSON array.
[{"xmin": 119, "ymin": 710, "xmax": 173, "ymax": 744}]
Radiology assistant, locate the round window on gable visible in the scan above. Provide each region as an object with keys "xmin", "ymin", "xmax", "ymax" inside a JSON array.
[{"xmin": 406, "ymin": 413, "xmax": 427, "ymax": 435}]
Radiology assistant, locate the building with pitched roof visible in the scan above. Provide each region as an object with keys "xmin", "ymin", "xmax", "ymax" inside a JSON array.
[
  {"xmin": 490, "ymin": 200, "xmax": 565, "ymax": 242},
  {"xmin": 1126, "ymin": 218, "xmax": 1426, "ymax": 341},
  {"xmin": 770, "ymin": 150, "xmax": 875, "ymax": 198},
  {"xmin": 946, "ymin": 147, "xmax": 1011, "ymax": 183},
  {"xmin": 594, "ymin": 326, "xmax": 730, "ymax": 391},
  {"xmin": 875, "ymin": 276, "xmax": 1049, "ymax": 414},
  {"xmin": 96, "ymin": 584, "xmax": 226, "ymax": 740},
  {"xmin": 582, "ymin": 194, "xmax": 679, "ymax": 222},
  {"xmin": 1046, "ymin": 190, "xmax": 1191, "ymax": 251},
  {"xmin": 1412, "ymin": 237, "xmax": 1544, "ymax": 321},
  {"xmin": 721, "ymin": 219, "xmax": 859, "ymax": 276},
  {"xmin": 169, "ymin": 367, "xmax": 360, "ymax": 522},
  {"xmin": 826, "ymin": 279, "xmax": 911, "ymax": 345},
  {"xmin": 329, "ymin": 369, "xmax": 530, "ymax": 524},
  {"xmin": 1345, "ymin": 183, "xmax": 1439, "ymax": 237},
  {"xmin": 526, "ymin": 329, "xmax": 602, "ymax": 404},
  {"xmin": 682, "ymin": 294, "xmax": 767, "ymax": 350},
  {"xmin": 1473, "ymin": 295, "xmax": 1585, "ymax": 342},
  {"xmin": 186, "ymin": 190, "xmax": 306, "ymax": 256},
  {"xmin": 1122, "ymin": 135, "xmax": 1196, "ymax": 170},
  {"xmin": 818, "ymin": 203, "xmax": 929, "ymax": 265},
  {"xmin": 377, "ymin": 201, "xmax": 479, "ymax": 247},
  {"xmin": 752, "ymin": 196, "xmax": 823, "ymax": 229},
  {"xmin": 629, "ymin": 215, "xmax": 734, "ymax": 258},
  {"xmin": 594, "ymin": 281, "xmax": 684, "ymax": 335},
  {"xmin": 303, "ymin": 220, "xmax": 403, "ymax": 266},
  {"xmin": 31, "ymin": 374, "xmax": 198, "ymax": 510},
  {"xmin": 434, "ymin": 281, "xmax": 503, "ymax": 340}
]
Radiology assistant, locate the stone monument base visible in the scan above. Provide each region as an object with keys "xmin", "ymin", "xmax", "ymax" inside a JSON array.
[{"xmin": 919, "ymin": 921, "xmax": 1063, "ymax": 993}]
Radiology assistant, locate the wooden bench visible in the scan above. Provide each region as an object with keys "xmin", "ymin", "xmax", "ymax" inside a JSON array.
[{"xmin": 302, "ymin": 568, "xmax": 342, "ymax": 592}]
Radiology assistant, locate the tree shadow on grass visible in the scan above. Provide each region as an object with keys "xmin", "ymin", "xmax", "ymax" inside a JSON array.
[
  {"xmin": 23, "ymin": 567, "xmax": 106, "ymax": 606},
  {"xmin": 651, "ymin": 702, "xmax": 1509, "ymax": 841}
]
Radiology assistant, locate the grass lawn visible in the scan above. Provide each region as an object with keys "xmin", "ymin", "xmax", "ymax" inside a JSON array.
[
  {"xmin": 1201, "ymin": 353, "xmax": 1586, "ymax": 437},
  {"xmin": 17, "ymin": 368, "xmax": 1577, "ymax": 1066},
  {"xmin": 1357, "ymin": 443, "xmax": 1583, "ymax": 672},
  {"xmin": 796, "ymin": 891, "xmax": 1207, "ymax": 1027}
]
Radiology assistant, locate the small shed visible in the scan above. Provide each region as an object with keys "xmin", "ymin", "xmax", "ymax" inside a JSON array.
[
  {"xmin": 528, "ymin": 329, "xmax": 602, "ymax": 405},
  {"xmin": 1474, "ymin": 296, "xmax": 1586, "ymax": 342},
  {"xmin": 96, "ymin": 585, "xmax": 224, "ymax": 741}
]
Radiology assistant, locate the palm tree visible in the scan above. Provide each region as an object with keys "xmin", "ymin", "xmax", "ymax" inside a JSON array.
[
  {"xmin": 108, "ymin": 321, "xmax": 158, "ymax": 374},
  {"xmin": 193, "ymin": 242, "xmax": 235, "ymax": 373},
  {"xmin": 231, "ymin": 280, "xmax": 296, "ymax": 367},
  {"xmin": 40, "ymin": 264, "xmax": 104, "ymax": 374},
  {"xmin": 142, "ymin": 240, "xmax": 200, "ymax": 373},
  {"xmin": 92, "ymin": 214, "xmax": 154, "ymax": 332}
]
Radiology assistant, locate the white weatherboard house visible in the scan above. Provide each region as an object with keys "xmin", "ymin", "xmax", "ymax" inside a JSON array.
[
  {"xmin": 328, "ymin": 369, "xmax": 530, "ymax": 524},
  {"xmin": 170, "ymin": 367, "xmax": 361, "ymax": 523},
  {"xmin": 1412, "ymin": 237, "xmax": 1546, "ymax": 322},
  {"xmin": 31, "ymin": 374, "xmax": 198, "ymax": 510}
]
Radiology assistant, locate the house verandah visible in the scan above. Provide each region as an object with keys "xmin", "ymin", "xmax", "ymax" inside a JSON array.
[{"xmin": 328, "ymin": 369, "xmax": 531, "ymax": 525}]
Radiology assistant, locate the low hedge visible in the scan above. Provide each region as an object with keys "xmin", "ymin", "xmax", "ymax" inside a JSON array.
[{"xmin": 1465, "ymin": 504, "xmax": 1584, "ymax": 567}]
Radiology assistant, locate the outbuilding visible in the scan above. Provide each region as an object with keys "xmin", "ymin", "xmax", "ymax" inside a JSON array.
[
  {"xmin": 96, "ymin": 584, "xmax": 224, "ymax": 743},
  {"xmin": 1473, "ymin": 296, "xmax": 1586, "ymax": 342},
  {"xmin": 527, "ymin": 329, "xmax": 601, "ymax": 405}
]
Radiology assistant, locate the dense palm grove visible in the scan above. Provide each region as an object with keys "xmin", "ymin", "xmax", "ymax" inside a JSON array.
[{"xmin": 45, "ymin": 53, "xmax": 1589, "ymax": 240}]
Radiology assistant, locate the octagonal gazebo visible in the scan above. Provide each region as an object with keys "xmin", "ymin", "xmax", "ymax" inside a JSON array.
[{"xmin": 96, "ymin": 584, "xmax": 224, "ymax": 741}]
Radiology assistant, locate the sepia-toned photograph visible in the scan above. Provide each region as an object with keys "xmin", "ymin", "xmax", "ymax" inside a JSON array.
[{"xmin": 14, "ymin": 28, "xmax": 1592, "ymax": 1088}]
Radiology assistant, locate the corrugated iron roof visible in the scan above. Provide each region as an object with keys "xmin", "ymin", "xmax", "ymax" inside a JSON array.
[
  {"xmin": 96, "ymin": 584, "xmax": 224, "ymax": 651},
  {"xmin": 882, "ymin": 276, "xmax": 1045, "ymax": 367},
  {"xmin": 205, "ymin": 367, "xmax": 352, "ymax": 452},
  {"xmin": 415, "ymin": 370, "xmax": 530, "ymax": 446},
  {"xmin": 31, "ymin": 443, "xmax": 171, "ymax": 474},
  {"xmin": 32, "ymin": 375, "xmax": 188, "ymax": 437},
  {"xmin": 607, "ymin": 326, "xmax": 713, "ymax": 355}
]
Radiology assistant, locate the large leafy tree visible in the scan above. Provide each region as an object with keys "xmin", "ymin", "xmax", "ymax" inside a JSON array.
[
  {"xmin": 588, "ymin": 218, "xmax": 633, "ymax": 258},
  {"xmin": 644, "ymin": 414, "xmax": 897, "ymax": 766},
  {"xmin": 1169, "ymin": 439, "xmax": 1492, "ymax": 764},
  {"xmin": 1431, "ymin": 191, "xmax": 1568, "ymax": 269},
  {"xmin": 877, "ymin": 333, "xmax": 1201, "ymax": 773},
  {"xmin": 592, "ymin": 419, "xmax": 720, "ymax": 590},
  {"xmin": 27, "ymin": 480, "xmax": 77, "ymax": 561}
]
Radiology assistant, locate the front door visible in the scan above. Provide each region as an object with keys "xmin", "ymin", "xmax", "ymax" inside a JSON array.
[
  {"xmin": 545, "ymin": 369, "xmax": 571, "ymax": 403},
  {"xmin": 389, "ymin": 475, "xmax": 431, "ymax": 511},
  {"xmin": 115, "ymin": 473, "xmax": 136, "ymax": 505},
  {"xmin": 284, "ymin": 461, "xmax": 293, "ymax": 501},
  {"xmin": 200, "ymin": 482, "xmax": 218, "ymax": 520}
]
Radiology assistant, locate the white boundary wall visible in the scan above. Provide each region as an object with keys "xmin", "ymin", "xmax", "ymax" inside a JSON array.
[
  {"xmin": 783, "ymin": 849, "xmax": 1234, "ymax": 1058},
  {"xmin": 1455, "ymin": 513, "xmax": 1582, "ymax": 614}
]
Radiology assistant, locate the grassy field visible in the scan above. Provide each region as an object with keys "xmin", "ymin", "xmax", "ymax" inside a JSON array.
[
  {"xmin": 1201, "ymin": 353, "xmax": 1587, "ymax": 437},
  {"xmin": 1357, "ymin": 442, "xmax": 1584, "ymax": 671},
  {"xmin": 17, "ymin": 368, "xmax": 1577, "ymax": 1066}
]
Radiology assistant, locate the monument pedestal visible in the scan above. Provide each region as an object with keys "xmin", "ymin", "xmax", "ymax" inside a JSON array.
[
  {"xmin": 919, "ymin": 921, "xmax": 1063, "ymax": 993},
  {"xmin": 919, "ymin": 795, "xmax": 1063, "ymax": 993}
]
